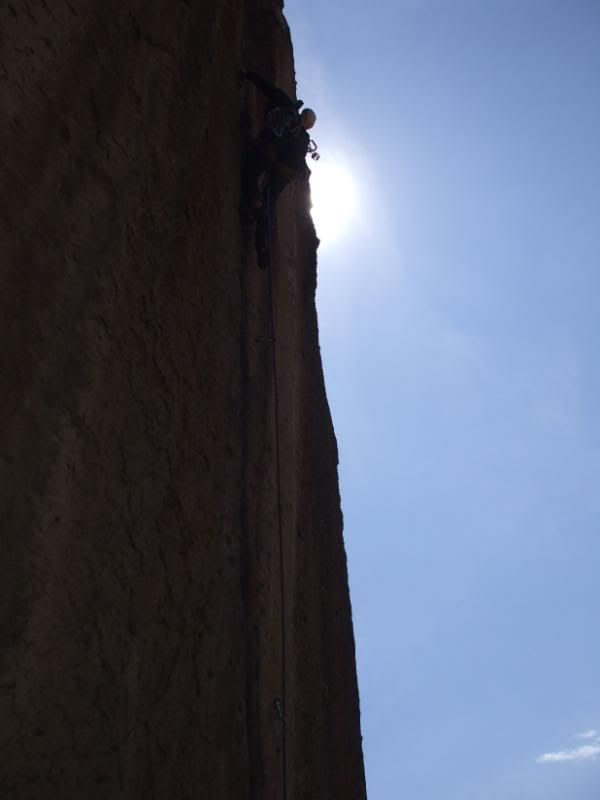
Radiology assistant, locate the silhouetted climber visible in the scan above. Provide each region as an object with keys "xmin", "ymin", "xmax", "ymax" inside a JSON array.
[{"xmin": 241, "ymin": 68, "xmax": 317, "ymax": 267}]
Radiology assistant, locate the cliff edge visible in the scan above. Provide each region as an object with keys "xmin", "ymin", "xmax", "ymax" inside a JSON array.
[{"xmin": 0, "ymin": 2, "xmax": 367, "ymax": 798}]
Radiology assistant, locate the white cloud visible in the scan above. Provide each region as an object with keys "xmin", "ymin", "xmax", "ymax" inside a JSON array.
[
  {"xmin": 537, "ymin": 731, "xmax": 600, "ymax": 764},
  {"xmin": 576, "ymin": 730, "xmax": 598, "ymax": 740}
]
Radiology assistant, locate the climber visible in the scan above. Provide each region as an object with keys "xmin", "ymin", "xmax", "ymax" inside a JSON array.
[
  {"xmin": 241, "ymin": 67, "xmax": 317, "ymax": 222},
  {"xmin": 241, "ymin": 69, "xmax": 316, "ymax": 206}
]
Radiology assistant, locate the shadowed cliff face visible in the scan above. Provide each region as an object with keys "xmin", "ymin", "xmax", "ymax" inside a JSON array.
[{"xmin": 0, "ymin": 2, "xmax": 367, "ymax": 798}]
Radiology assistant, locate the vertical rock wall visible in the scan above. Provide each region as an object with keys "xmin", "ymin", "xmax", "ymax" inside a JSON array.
[{"xmin": 0, "ymin": 2, "xmax": 367, "ymax": 798}]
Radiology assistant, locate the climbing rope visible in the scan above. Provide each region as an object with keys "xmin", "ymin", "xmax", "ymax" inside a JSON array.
[{"xmin": 265, "ymin": 188, "xmax": 289, "ymax": 800}]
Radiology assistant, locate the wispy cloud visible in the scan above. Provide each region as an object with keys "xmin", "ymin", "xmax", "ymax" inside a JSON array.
[
  {"xmin": 537, "ymin": 731, "xmax": 600, "ymax": 764},
  {"xmin": 576, "ymin": 730, "xmax": 598, "ymax": 740}
]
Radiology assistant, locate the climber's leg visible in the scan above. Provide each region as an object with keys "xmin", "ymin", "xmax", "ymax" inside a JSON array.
[
  {"xmin": 264, "ymin": 167, "xmax": 292, "ymax": 238},
  {"xmin": 255, "ymin": 207, "xmax": 271, "ymax": 269},
  {"xmin": 253, "ymin": 168, "xmax": 292, "ymax": 269},
  {"xmin": 241, "ymin": 132, "xmax": 279, "ymax": 212}
]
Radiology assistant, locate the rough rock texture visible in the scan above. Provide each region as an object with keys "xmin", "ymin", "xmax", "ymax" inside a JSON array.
[{"xmin": 0, "ymin": 2, "xmax": 367, "ymax": 798}]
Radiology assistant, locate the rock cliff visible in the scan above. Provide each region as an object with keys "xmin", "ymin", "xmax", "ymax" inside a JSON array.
[{"xmin": 0, "ymin": 2, "xmax": 366, "ymax": 798}]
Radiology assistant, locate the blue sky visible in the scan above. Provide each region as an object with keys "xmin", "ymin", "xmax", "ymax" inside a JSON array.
[{"xmin": 284, "ymin": 1, "xmax": 600, "ymax": 798}]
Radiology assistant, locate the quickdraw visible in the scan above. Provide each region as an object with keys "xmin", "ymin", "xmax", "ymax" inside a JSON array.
[{"xmin": 308, "ymin": 139, "xmax": 320, "ymax": 161}]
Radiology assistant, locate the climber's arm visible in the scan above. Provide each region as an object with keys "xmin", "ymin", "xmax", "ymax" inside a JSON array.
[{"xmin": 243, "ymin": 68, "xmax": 296, "ymax": 109}]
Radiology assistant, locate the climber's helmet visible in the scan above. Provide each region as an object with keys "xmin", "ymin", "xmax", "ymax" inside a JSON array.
[{"xmin": 300, "ymin": 108, "xmax": 317, "ymax": 130}]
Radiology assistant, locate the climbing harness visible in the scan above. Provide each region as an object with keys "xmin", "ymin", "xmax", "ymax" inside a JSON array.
[{"xmin": 308, "ymin": 139, "xmax": 320, "ymax": 161}]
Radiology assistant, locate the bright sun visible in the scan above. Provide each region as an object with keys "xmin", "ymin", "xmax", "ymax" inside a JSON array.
[{"xmin": 309, "ymin": 159, "xmax": 359, "ymax": 245}]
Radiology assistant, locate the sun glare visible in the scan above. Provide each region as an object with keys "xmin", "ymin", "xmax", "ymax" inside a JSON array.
[{"xmin": 309, "ymin": 159, "xmax": 359, "ymax": 245}]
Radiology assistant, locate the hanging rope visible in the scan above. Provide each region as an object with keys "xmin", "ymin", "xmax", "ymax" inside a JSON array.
[{"xmin": 265, "ymin": 188, "xmax": 289, "ymax": 800}]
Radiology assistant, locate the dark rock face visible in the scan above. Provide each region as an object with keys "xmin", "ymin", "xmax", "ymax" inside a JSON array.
[{"xmin": 0, "ymin": 2, "xmax": 367, "ymax": 798}]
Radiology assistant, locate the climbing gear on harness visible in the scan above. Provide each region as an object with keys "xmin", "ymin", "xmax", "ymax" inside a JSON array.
[
  {"xmin": 265, "ymin": 106, "xmax": 315, "ymax": 139},
  {"xmin": 308, "ymin": 139, "xmax": 320, "ymax": 161},
  {"xmin": 266, "ymin": 106, "xmax": 302, "ymax": 138}
]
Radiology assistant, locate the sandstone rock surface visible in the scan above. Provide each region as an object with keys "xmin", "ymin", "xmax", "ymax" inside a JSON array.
[{"xmin": 0, "ymin": 2, "xmax": 367, "ymax": 798}]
